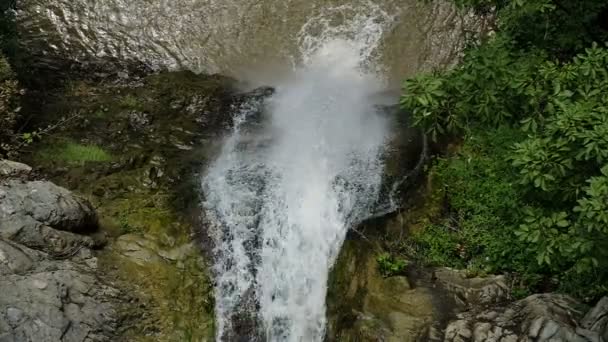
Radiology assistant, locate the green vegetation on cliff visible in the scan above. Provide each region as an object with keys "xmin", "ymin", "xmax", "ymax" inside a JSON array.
[
  {"xmin": 403, "ymin": 0, "xmax": 608, "ymax": 300},
  {"xmin": 0, "ymin": 53, "xmax": 19, "ymax": 157},
  {"xmin": 0, "ymin": 2, "xmax": 22, "ymax": 158}
]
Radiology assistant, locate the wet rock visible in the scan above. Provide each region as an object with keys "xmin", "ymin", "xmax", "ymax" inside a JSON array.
[
  {"xmin": 114, "ymin": 234, "xmax": 164, "ymax": 266},
  {"xmin": 581, "ymin": 297, "xmax": 608, "ymax": 341},
  {"xmin": 0, "ymin": 254, "xmax": 119, "ymax": 342},
  {"xmin": 434, "ymin": 268, "xmax": 510, "ymax": 309},
  {"xmin": 373, "ymin": 107, "xmax": 427, "ymax": 218},
  {"xmin": 115, "ymin": 234, "xmax": 198, "ymax": 266},
  {"xmin": 0, "ymin": 160, "xmax": 32, "ymax": 178},
  {"xmin": 443, "ymin": 294, "xmax": 595, "ymax": 342},
  {"xmin": 0, "ymin": 179, "xmax": 97, "ymax": 233},
  {"xmin": 326, "ymin": 238, "xmax": 439, "ymax": 342}
]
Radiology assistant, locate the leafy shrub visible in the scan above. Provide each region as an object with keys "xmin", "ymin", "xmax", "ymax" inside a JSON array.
[
  {"xmin": 376, "ymin": 253, "xmax": 408, "ymax": 277},
  {"xmin": 401, "ymin": 0, "xmax": 608, "ymax": 299},
  {"xmin": 401, "ymin": 37, "xmax": 547, "ymax": 140},
  {"xmin": 410, "ymin": 128, "xmax": 537, "ymax": 276}
]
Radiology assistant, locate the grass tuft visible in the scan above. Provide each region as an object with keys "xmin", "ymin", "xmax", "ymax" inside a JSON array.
[{"xmin": 38, "ymin": 142, "xmax": 112, "ymax": 164}]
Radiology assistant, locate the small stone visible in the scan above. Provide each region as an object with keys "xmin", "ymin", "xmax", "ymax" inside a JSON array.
[
  {"xmin": 32, "ymin": 278, "xmax": 48, "ymax": 289},
  {"xmin": 538, "ymin": 320, "xmax": 560, "ymax": 340},
  {"xmin": 473, "ymin": 322, "xmax": 491, "ymax": 340},
  {"xmin": 6, "ymin": 307, "xmax": 24, "ymax": 325},
  {"xmin": 0, "ymin": 160, "xmax": 32, "ymax": 177},
  {"xmin": 128, "ymin": 111, "xmax": 151, "ymax": 131}
]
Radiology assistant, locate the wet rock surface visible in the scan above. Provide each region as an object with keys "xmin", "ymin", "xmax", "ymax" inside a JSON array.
[
  {"xmin": 0, "ymin": 162, "xmax": 120, "ymax": 342},
  {"xmin": 326, "ymin": 217, "xmax": 451, "ymax": 342},
  {"xmin": 441, "ymin": 294, "xmax": 608, "ymax": 342},
  {"xmin": 0, "ymin": 160, "xmax": 32, "ymax": 178},
  {"xmin": 433, "ymin": 268, "xmax": 510, "ymax": 310}
]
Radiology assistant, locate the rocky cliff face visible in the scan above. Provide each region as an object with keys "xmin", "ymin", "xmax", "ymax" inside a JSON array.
[
  {"xmin": 0, "ymin": 68, "xmax": 270, "ymax": 341},
  {"xmin": 443, "ymin": 293, "xmax": 608, "ymax": 342}
]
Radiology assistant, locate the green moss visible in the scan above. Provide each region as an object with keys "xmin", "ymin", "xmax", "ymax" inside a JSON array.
[
  {"xmin": 104, "ymin": 246, "xmax": 215, "ymax": 342},
  {"xmin": 94, "ymin": 173, "xmax": 214, "ymax": 340},
  {"xmin": 120, "ymin": 94, "xmax": 141, "ymax": 109},
  {"xmin": 37, "ymin": 142, "xmax": 112, "ymax": 164}
]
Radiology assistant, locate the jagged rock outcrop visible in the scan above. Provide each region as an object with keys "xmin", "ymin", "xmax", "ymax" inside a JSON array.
[
  {"xmin": 442, "ymin": 294, "xmax": 608, "ymax": 342},
  {"xmin": 326, "ymin": 223, "xmax": 442, "ymax": 342},
  {"xmin": 0, "ymin": 160, "xmax": 120, "ymax": 342},
  {"xmin": 581, "ymin": 297, "xmax": 608, "ymax": 341},
  {"xmin": 0, "ymin": 178, "xmax": 99, "ymax": 257},
  {"xmin": 434, "ymin": 268, "xmax": 510, "ymax": 310}
]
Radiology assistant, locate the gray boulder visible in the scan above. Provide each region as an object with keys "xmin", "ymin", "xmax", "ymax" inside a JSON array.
[
  {"xmin": 580, "ymin": 297, "xmax": 608, "ymax": 341},
  {"xmin": 0, "ymin": 161, "xmax": 120, "ymax": 342},
  {"xmin": 0, "ymin": 179, "xmax": 97, "ymax": 233},
  {"xmin": 0, "ymin": 160, "xmax": 32, "ymax": 178},
  {"xmin": 434, "ymin": 268, "xmax": 510, "ymax": 309},
  {"xmin": 0, "ymin": 180, "xmax": 99, "ymax": 256}
]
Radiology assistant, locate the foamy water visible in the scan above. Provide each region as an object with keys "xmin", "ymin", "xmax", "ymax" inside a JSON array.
[{"xmin": 202, "ymin": 3, "xmax": 394, "ymax": 341}]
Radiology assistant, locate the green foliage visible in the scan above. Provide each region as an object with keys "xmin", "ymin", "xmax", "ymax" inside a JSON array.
[
  {"xmin": 511, "ymin": 286, "xmax": 532, "ymax": 300},
  {"xmin": 448, "ymin": 0, "xmax": 608, "ymax": 54},
  {"xmin": 402, "ymin": 0, "xmax": 608, "ymax": 299},
  {"xmin": 376, "ymin": 253, "xmax": 408, "ymax": 277},
  {"xmin": 0, "ymin": 53, "xmax": 21, "ymax": 157},
  {"xmin": 410, "ymin": 128, "xmax": 537, "ymax": 276},
  {"xmin": 402, "ymin": 37, "xmax": 546, "ymax": 140},
  {"xmin": 59, "ymin": 143, "xmax": 112, "ymax": 163}
]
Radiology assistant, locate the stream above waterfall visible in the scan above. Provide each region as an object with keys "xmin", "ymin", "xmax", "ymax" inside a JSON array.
[{"xmin": 19, "ymin": 0, "xmax": 484, "ymax": 87}]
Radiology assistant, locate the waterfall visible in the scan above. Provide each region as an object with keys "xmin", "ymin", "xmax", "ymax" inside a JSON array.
[{"xmin": 202, "ymin": 3, "xmax": 395, "ymax": 341}]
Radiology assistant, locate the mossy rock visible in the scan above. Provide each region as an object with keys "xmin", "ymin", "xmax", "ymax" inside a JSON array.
[
  {"xmin": 19, "ymin": 70, "xmax": 257, "ymax": 340},
  {"xmin": 326, "ymin": 211, "xmax": 455, "ymax": 341}
]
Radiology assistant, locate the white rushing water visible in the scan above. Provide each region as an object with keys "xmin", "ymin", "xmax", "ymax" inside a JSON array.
[{"xmin": 202, "ymin": 3, "xmax": 394, "ymax": 341}]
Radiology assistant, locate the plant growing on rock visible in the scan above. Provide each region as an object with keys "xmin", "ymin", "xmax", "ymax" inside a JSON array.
[{"xmin": 376, "ymin": 252, "xmax": 408, "ymax": 277}]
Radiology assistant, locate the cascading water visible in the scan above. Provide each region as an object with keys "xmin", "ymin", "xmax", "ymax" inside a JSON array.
[
  {"xmin": 202, "ymin": 4, "xmax": 395, "ymax": 341},
  {"xmin": 13, "ymin": 0, "xmax": 489, "ymax": 340}
]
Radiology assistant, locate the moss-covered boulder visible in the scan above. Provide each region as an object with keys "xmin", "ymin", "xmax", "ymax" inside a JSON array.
[{"xmin": 326, "ymin": 216, "xmax": 451, "ymax": 342}]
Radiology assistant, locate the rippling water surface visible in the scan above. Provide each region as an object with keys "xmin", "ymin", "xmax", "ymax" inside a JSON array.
[{"xmin": 19, "ymin": 0, "xmax": 480, "ymax": 85}]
